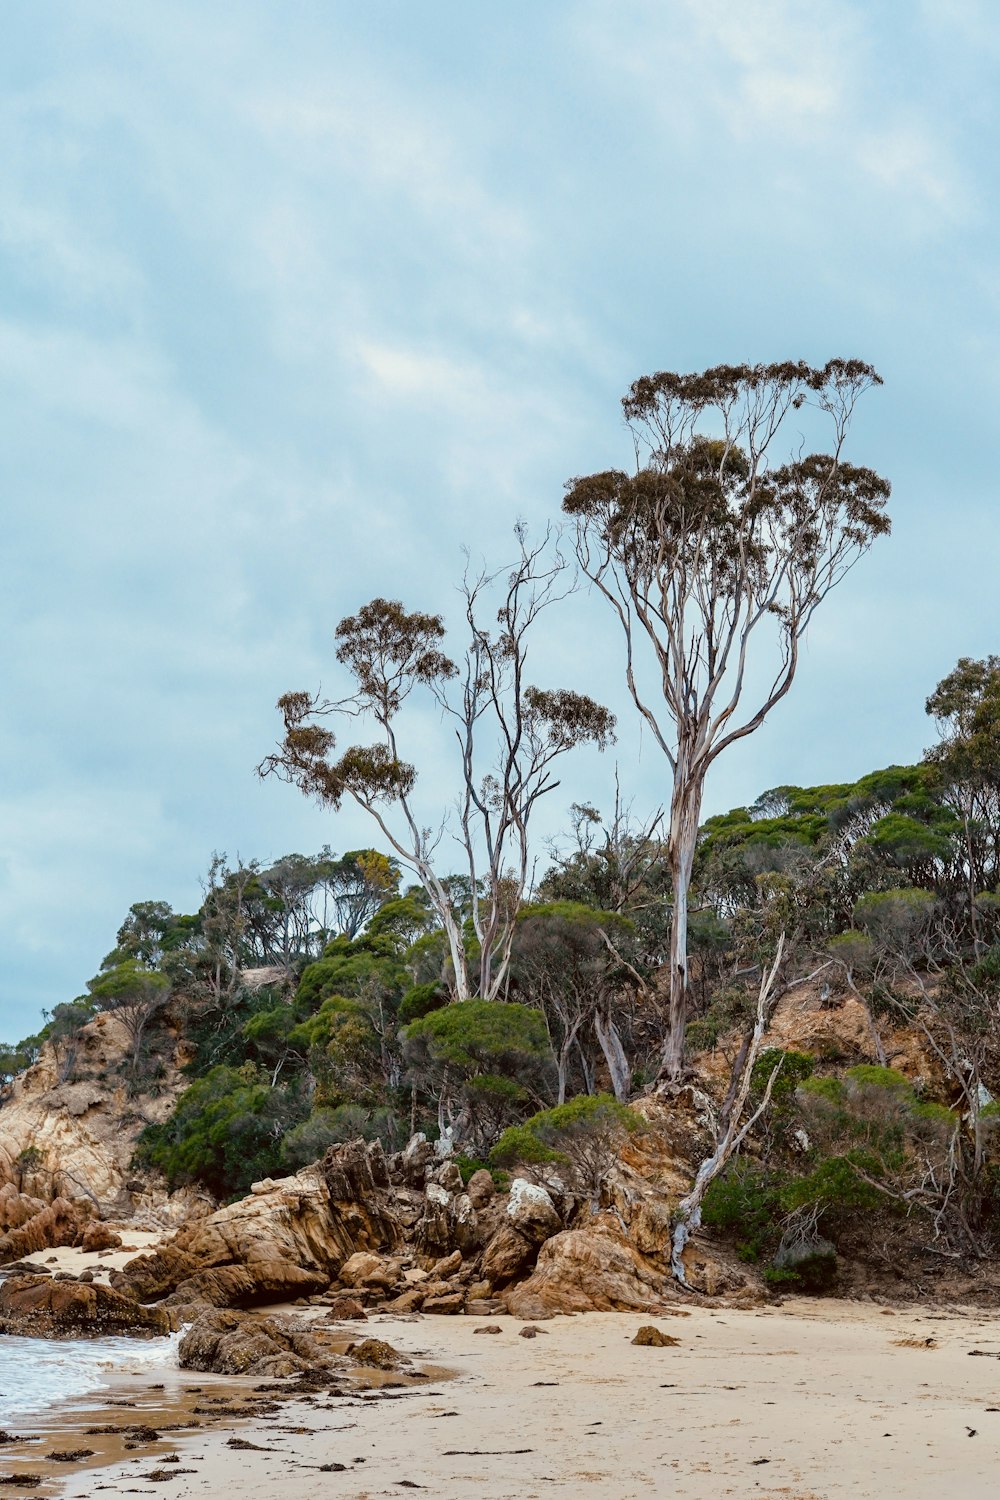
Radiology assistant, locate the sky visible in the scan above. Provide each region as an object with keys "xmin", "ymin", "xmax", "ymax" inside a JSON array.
[{"xmin": 2, "ymin": 0, "xmax": 999, "ymax": 1039}]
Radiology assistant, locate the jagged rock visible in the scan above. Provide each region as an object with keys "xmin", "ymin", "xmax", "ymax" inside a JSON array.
[
  {"xmin": 466, "ymin": 1170, "xmax": 495, "ymax": 1209},
  {"xmin": 0, "ymin": 1196, "xmax": 93, "ymax": 1266},
  {"xmin": 414, "ymin": 1182, "xmax": 480, "ymax": 1258},
  {"xmin": 114, "ymin": 1141, "xmax": 403, "ymax": 1308},
  {"xmin": 632, "ymin": 1325, "xmax": 680, "ymax": 1347},
  {"xmin": 506, "ymin": 1179, "xmax": 561, "ymax": 1245},
  {"xmin": 480, "ymin": 1222, "xmax": 536, "ymax": 1287},
  {"xmin": 0, "ymin": 1012, "xmax": 189, "ymax": 1210},
  {"xmin": 0, "ymin": 1274, "xmax": 169, "ymax": 1338},
  {"xmin": 434, "ymin": 1162, "xmax": 463, "ymax": 1194},
  {"xmin": 178, "ymin": 1308, "xmax": 342, "ymax": 1376},
  {"xmin": 348, "ymin": 1337, "xmax": 407, "ymax": 1369},
  {"xmin": 324, "ymin": 1297, "xmax": 367, "ymax": 1322},
  {"xmin": 397, "ymin": 1134, "xmax": 435, "ymax": 1189},
  {"xmin": 165, "ymin": 1259, "xmax": 328, "ymax": 1309},
  {"xmin": 503, "ymin": 1223, "xmax": 674, "ymax": 1317},
  {"xmin": 337, "ymin": 1252, "xmax": 399, "ymax": 1290},
  {"xmin": 81, "ymin": 1222, "xmax": 123, "ymax": 1254}
]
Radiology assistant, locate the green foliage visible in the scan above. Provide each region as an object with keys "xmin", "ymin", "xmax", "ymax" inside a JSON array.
[
  {"xmin": 398, "ymin": 982, "xmax": 447, "ymax": 1026},
  {"xmin": 780, "ymin": 1152, "xmax": 885, "ymax": 1215},
  {"xmin": 490, "ymin": 1094, "xmax": 642, "ymax": 1200},
  {"xmin": 799, "ymin": 1075, "xmax": 844, "ymax": 1104},
  {"xmin": 702, "ymin": 1163, "xmax": 786, "ymax": 1262},
  {"xmin": 403, "ymin": 1000, "xmax": 550, "ymax": 1080},
  {"xmin": 135, "ymin": 1064, "xmax": 307, "ymax": 1199},
  {"xmin": 843, "ymin": 1064, "xmax": 913, "ymax": 1096}
]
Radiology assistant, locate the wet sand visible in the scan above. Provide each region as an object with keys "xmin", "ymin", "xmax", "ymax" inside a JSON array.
[{"xmin": 4, "ymin": 1298, "xmax": 1000, "ymax": 1498}]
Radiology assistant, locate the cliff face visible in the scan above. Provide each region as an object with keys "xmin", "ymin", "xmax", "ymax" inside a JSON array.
[{"xmin": 0, "ymin": 1010, "xmax": 199, "ymax": 1220}]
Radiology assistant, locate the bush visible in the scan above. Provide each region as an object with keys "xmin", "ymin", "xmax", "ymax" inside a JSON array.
[
  {"xmin": 490, "ymin": 1094, "xmax": 642, "ymax": 1204},
  {"xmin": 701, "ymin": 1162, "xmax": 786, "ymax": 1262},
  {"xmin": 398, "ymin": 983, "xmax": 448, "ymax": 1026},
  {"xmin": 135, "ymin": 1064, "xmax": 307, "ymax": 1200}
]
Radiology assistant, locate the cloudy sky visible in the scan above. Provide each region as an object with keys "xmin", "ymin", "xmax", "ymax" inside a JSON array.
[{"xmin": 2, "ymin": 1, "xmax": 998, "ymax": 1038}]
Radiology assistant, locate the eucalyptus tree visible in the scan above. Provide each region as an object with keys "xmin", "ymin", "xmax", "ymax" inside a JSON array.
[
  {"xmin": 261, "ymin": 531, "xmax": 615, "ymax": 1002},
  {"xmin": 563, "ymin": 360, "xmax": 891, "ymax": 1079}
]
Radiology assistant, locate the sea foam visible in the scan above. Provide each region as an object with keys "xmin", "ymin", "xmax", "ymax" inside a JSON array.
[{"xmin": 0, "ymin": 1332, "xmax": 183, "ymax": 1425}]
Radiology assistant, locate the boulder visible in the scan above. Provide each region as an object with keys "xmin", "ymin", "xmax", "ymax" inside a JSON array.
[
  {"xmin": 427, "ymin": 1250, "xmax": 462, "ymax": 1280},
  {"xmin": 0, "ymin": 1274, "xmax": 169, "ymax": 1338},
  {"xmin": 480, "ymin": 1222, "xmax": 537, "ymax": 1288},
  {"xmin": 337, "ymin": 1252, "xmax": 399, "ymax": 1291},
  {"xmin": 466, "ymin": 1170, "xmax": 495, "ymax": 1210},
  {"xmin": 81, "ymin": 1222, "xmax": 123, "ymax": 1254},
  {"xmin": 178, "ymin": 1308, "xmax": 342, "ymax": 1377},
  {"xmin": 422, "ymin": 1292, "xmax": 465, "ymax": 1315},
  {"xmin": 503, "ymin": 1223, "xmax": 674, "ymax": 1317},
  {"xmin": 165, "ymin": 1259, "xmax": 328, "ymax": 1309},
  {"xmin": 632, "ymin": 1325, "xmax": 681, "ymax": 1347},
  {"xmin": 0, "ymin": 1196, "xmax": 93, "ymax": 1266},
  {"xmin": 323, "ymin": 1296, "xmax": 368, "ymax": 1321},
  {"xmin": 348, "ymin": 1337, "xmax": 407, "ymax": 1370},
  {"xmin": 505, "ymin": 1179, "xmax": 561, "ymax": 1245},
  {"xmin": 383, "ymin": 1287, "xmax": 425, "ymax": 1314}
]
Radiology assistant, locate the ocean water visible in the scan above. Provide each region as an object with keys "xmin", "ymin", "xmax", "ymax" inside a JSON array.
[{"xmin": 0, "ymin": 1332, "xmax": 183, "ymax": 1426}]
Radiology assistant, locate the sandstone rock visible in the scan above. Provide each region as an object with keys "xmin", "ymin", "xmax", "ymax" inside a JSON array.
[
  {"xmin": 434, "ymin": 1161, "xmax": 463, "ymax": 1194},
  {"xmin": 114, "ymin": 1141, "xmax": 404, "ymax": 1309},
  {"xmin": 481, "ymin": 1222, "xmax": 537, "ymax": 1288},
  {"xmin": 632, "ymin": 1325, "xmax": 680, "ymax": 1346},
  {"xmin": 0, "ymin": 1197, "xmax": 93, "ymax": 1266},
  {"xmin": 178, "ymin": 1308, "xmax": 341, "ymax": 1377},
  {"xmin": 506, "ymin": 1179, "xmax": 561, "ymax": 1245},
  {"xmin": 397, "ymin": 1134, "xmax": 435, "ymax": 1189},
  {"xmin": 466, "ymin": 1170, "xmax": 495, "ymax": 1209},
  {"xmin": 323, "ymin": 1296, "xmax": 368, "ymax": 1321},
  {"xmin": 427, "ymin": 1249, "xmax": 462, "ymax": 1280},
  {"xmin": 166, "ymin": 1259, "xmax": 328, "ymax": 1309},
  {"xmin": 474, "ymin": 1323, "xmax": 502, "ymax": 1334},
  {"xmin": 348, "ymin": 1337, "xmax": 407, "ymax": 1369},
  {"xmin": 81, "ymin": 1222, "xmax": 123, "ymax": 1254},
  {"xmin": 519, "ymin": 1325, "xmax": 547, "ymax": 1338},
  {"xmin": 464, "ymin": 1298, "xmax": 502, "ymax": 1316},
  {"xmin": 383, "ymin": 1287, "xmax": 425, "ymax": 1314},
  {"xmin": 414, "ymin": 1182, "xmax": 480, "ymax": 1259},
  {"xmin": 337, "ymin": 1252, "xmax": 398, "ymax": 1290},
  {"xmin": 504, "ymin": 1223, "xmax": 673, "ymax": 1317},
  {"xmin": 0, "ymin": 1274, "xmax": 169, "ymax": 1338},
  {"xmin": 422, "ymin": 1292, "xmax": 464, "ymax": 1315}
]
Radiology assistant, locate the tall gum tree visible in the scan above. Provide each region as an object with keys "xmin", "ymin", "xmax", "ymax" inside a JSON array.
[
  {"xmin": 260, "ymin": 531, "xmax": 615, "ymax": 1002},
  {"xmin": 562, "ymin": 359, "xmax": 891, "ymax": 1080}
]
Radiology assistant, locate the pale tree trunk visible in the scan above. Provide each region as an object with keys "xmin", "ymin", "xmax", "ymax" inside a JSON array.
[
  {"xmin": 594, "ymin": 1009, "xmax": 631, "ymax": 1102},
  {"xmin": 670, "ymin": 936, "xmax": 785, "ymax": 1285},
  {"xmin": 661, "ymin": 773, "xmax": 703, "ymax": 1081}
]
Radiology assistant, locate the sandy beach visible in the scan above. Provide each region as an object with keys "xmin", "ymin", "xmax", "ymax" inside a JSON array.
[{"xmin": 3, "ymin": 1297, "xmax": 1000, "ymax": 1499}]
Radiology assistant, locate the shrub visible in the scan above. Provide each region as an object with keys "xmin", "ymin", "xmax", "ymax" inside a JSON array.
[
  {"xmin": 490, "ymin": 1094, "xmax": 642, "ymax": 1203},
  {"xmin": 701, "ymin": 1162, "xmax": 786, "ymax": 1261},
  {"xmin": 398, "ymin": 983, "xmax": 448, "ymax": 1026}
]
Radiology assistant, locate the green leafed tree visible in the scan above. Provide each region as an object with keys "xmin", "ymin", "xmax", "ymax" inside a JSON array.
[
  {"xmin": 563, "ymin": 360, "xmax": 891, "ymax": 1079},
  {"xmin": 261, "ymin": 531, "xmax": 614, "ymax": 1004}
]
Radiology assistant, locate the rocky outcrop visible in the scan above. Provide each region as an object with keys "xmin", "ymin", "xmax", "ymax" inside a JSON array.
[
  {"xmin": 0, "ymin": 1273, "xmax": 169, "ymax": 1338},
  {"xmin": 0, "ymin": 1012, "xmax": 188, "ymax": 1211},
  {"xmin": 178, "ymin": 1308, "xmax": 343, "ymax": 1376},
  {"xmin": 0, "ymin": 1194, "xmax": 93, "ymax": 1266},
  {"xmin": 114, "ymin": 1140, "xmax": 403, "ymax": 1309},
  {"xmin": 503, "ymin": 1222, "xmax": 675, "ymax": 1317}
]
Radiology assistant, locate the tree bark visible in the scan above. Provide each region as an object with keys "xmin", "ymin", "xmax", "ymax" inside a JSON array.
[{"xmin": 660, "ymin": 776, "xmax": 702, "ymax": 1081}]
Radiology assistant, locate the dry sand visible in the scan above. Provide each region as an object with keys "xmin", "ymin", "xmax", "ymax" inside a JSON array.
[{"xmin": 5, "ymin": 1297, "xmax": 1000, "ymax": 1498}]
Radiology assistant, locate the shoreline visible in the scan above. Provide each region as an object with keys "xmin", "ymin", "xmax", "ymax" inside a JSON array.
[{"xmin": 4, "ymin": 1299, "xmax": 1000, "ymax": 1498}]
